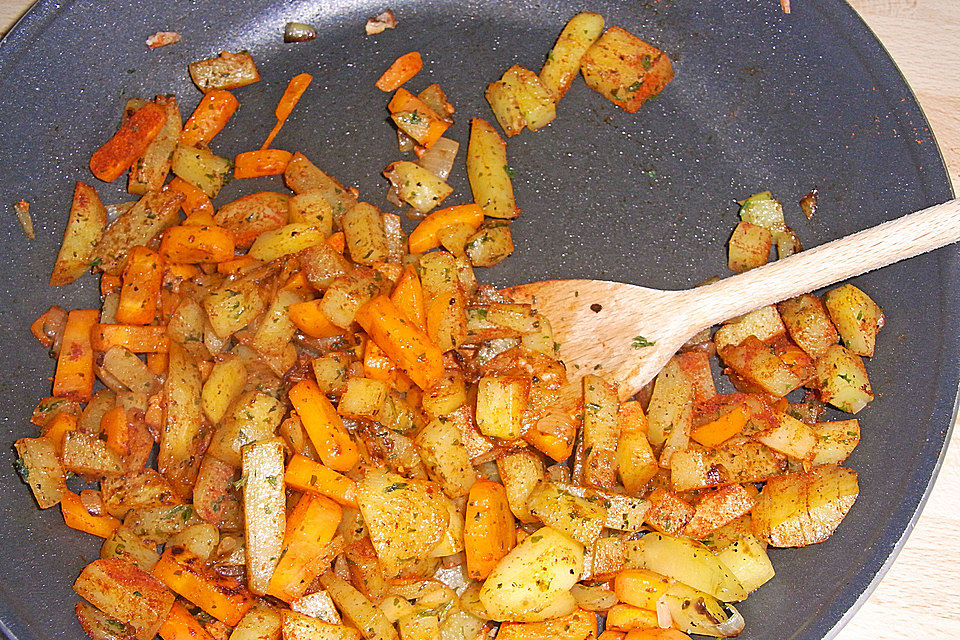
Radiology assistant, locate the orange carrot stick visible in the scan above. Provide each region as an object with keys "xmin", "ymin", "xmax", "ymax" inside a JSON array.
[
  {"xmin": 375, "ymin": 51, "xmax": 423, "ymax": 92},
  {"xmin": 355, "ymin": 295, "xmax": 443, "ymax": 390},
  {"xmin": 159, "ymin": 225, "xmax": 236, "ymax": 264},
  {"xmin": 464, "ymin": 480, "xmax": 516, "ymax": 580},
  {"xmin": 496, "ymin": 609, "xmax": 599, "ymax": 640},
  {"xmin": 44, "ymin": 411, "xmax": 78, "ymax": 453},
  {"xmin": 116, "ymin": 246, "xmax": 163, "ymax": 325},
  {"xmin": 288, "ymin": 299, "xmax": 344, "ymax": 339},
  {"xmin": 153, "ymin": 547, "xmax": 255, "ymax": 626},
  {"xmin": 92, "ymin": 324, "xmax": 169, "ymax": 353},
  {"xmin": 61, "ymin": 490, "xmax": 121, "ymax": 538},
  {"xmin": 216, "ymin": 255, "xmax": 261, "ymax": 275},
  {"xmin": 390, "ymin": 265, "xmax": 426, "ymax": 331},
  {"xmin": 90, "ymin": 102, "xmax": 168, "ymax": 182},
  {"xmin": 284, "ymin": 454, "xmax": 358, "ymax": 507},
  {"xmin": 179, "ymin": 89, "xmax": 239, "ymax": 147},
  {"xmin": 281, "ymin": 271, "xmax": 313, "ymax": 296},
  {"xmin": 101, "ymin": 406, "xmax": 130, "ymax": 457},
  {"xmin": 408, "ymin": 204, "xmax": 484, "ymax": 254},
  {"xmin": 326, "ymin": 231, "xmax": 346, "ymax": 254},
  {"xmin": 690, "ymin": 403, "xmax": 750, "ymax": 448},
  {"xmin": 158, "ymin": 602, "xmax": 216, "ymax": 640},
  {"xmin": 261, "ymin": 73, "xmax": 313, "ymax": 149},
  {"xmin": 266, "ymin": 493, "xmax": 342, "ymax": 602},
  {"xmin": 183, "ymin": 211, "xmax": 218, "ymax": 227},
  {"xmin": 53, "ymin": 309, "xmax": 99, "ymax": 402},
  {"xmin": 100, "ymin": 274, "xmax": 122, "ymax": 297},
  {"xmin": 387, "ymin": 88, "xmax": 450, "ymax": 148},
  {"xmin": 166, "ymin": 177, "xmax": 214, "ymax": 217},
  {"xmin": 288, "ymin": 380, "xmax": 360, "ymax": 473},
  {"xmin": 234, "ymin": 149, "xmax": 293, "ymax": 178},
  {"xmin": 362, "ymin": 340, "xmax": 396, "ymax": 384},
  {"xmin": 147, "ymin": 352, "xmax": 169, "ymax": 376}
]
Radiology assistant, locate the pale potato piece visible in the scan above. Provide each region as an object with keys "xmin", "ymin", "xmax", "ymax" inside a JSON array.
[
  {"xmin": 811, "ymin": 419, "xmax": 860, "ymax": 465},
  {"xmin": 242, "ymin": 437, "xmax": 286, "ymax": 595},
  {"xmin": 814, "ymin": 343, "xmax": 873, "ymax": 413},
  {"xmin": 527, "ymin": 481, "xmax": 606, "ymax": 546},
  {"xmin": 100, "ymin": 468, "xmax": 181, "ymax": 519},
  {"xmin": 356, "ymin": 469, "xmax": 449, "ymax": 575},
  {"xmin": 281, "ymin": 609, "xmax": 361, "ymax": 640},
  {"xmin": 728, "ymin": 221, "xmax": 772, "ymax": 272},
  {"xmin": 168, "ymin": 522, "xmax": 220, "ymax": 561},
  {"xmin": 777, "ymin": 294, "xmax": 840, "ymax": 359},
  {"xmin": 713, "ymin": 305, "xmax": 786, "ymax": 353},
  {"xmin": 465, "ymin": 221, "xmax": 514, "ymax": 267},
  {"xmin": 475, "ymin": 375, "xmax": 527, "ymax": 440},
  {"xmin": 580, "ymin": 26, "xmax": 674, "ymax": 113},
  {"xmin": 496, "ymin": 451, "xmax": 544, "ymax": 523},
  {"xmin": 466, "ymin": 118, "xmax": 518, "ymax": 219},
  {"xmin": 823, "ymin": 284, "xmax": 884, "ymax": 357},
  {"xmin": 754, "ymin": 412, "xmax": 818, "ymax": 463},
  {"xmin": 414, "ymin": 418, "xmax": 478, "ymax": 498},
  {"xmin": 289, "ymin": 191, "xmax": 335, "ymax": 236},
  {"xmin": 751, "ymin": 465, "xmax": 859, "ymax": 547},
  {"xmin": 207, "ymin": 391, "xmax": 285, "ymax": 467},
  {"xmin": 500, "ymin": 65, "xmax": 556, "ymax": 131},
  {"xmin": 284, "ymin": 152, "xmax": 358, "ymax": 218},
  {"xmin": 202, "ymin": 355, "xmax": 247, "ymax": 424},
  {"xmin": 581, "ymin": 374, "xmax": 619, "ymax": 488},
  {"xmin": 159, "ymin": 342, "xmax": 205, "ymax": 494},
  {"xmin": 719, "ymin": 335, "xmax": 803, "ymax": 398},
  {"xmin": 248, "ymin": 223, "xmax": 328, "ymax": 262},
  {"xmin": 714, "ymin": 533, "xmax": 775, "ymax": 593},
  {"xmin": 50, "ymin": 182, "xmax": 108, "ymax": 285},
  {"xmin": 229, "ymin": 607, "xmax": 283, "ymax": 640},
  {"xmin": 318, "ymin": 573, "xmax": 399, "ymax": 640},
  {"xmin": 63, "ymin": 431, "xmax": 124, "ymax": 476},
  {"xmin": 478, "ymin": 526, "xmax": 583, "ymax": 622},
  {"xmin": 342, "ymin": 202, "xmax": 389, "ymax": 265},
  {"xmin": 215, "ymin": 191, "xmax": 290, "ymax": 249},
  {"xmin": 539, "ymin": 12, "xmax": 605, "ymax": 100},
  {"xmin": 338, "ymin": 377, "xmax": 389, "ymax": 420},
  {"xmin": 320, "ymin": 272, "xmax": 385, "ymax": 328},
  {"xmin": 128, "ymin": 95, "xmax": 182, "ymax": 195},
  {"xmin": 189, "ymin": 50, "xmax": 260, "ymax": 91},
  {"xmin": 382, "ymin": 161, "xmax": 453, "ymax": 215},
  {"xmin": 252, "ymin": 289, "xmax": 302, "ymax": 357},
  {"xmin": 14, "ymin": 436, "xmax": 67, "ymax": 508},
  {"xmin": 646, "ymin": 356, "xmax": 693, "ymax": 447},
  {"xmin": 92, "ymin": 189, "xmax": 182, "ymax": 275},
  {"xmin": 485, "ymin": 79, "xmax": 525, "ymax": 136},
  {"xmin": 204, "ymin": 280, "xmax": 269, "ymax": 339},
  {"xmin": 669, "ymin": 441, "xmax": 787, "ymax": 492},
  {"xmin": 172, "ymin": 144, "xmax": 233, "ymax": 198}
]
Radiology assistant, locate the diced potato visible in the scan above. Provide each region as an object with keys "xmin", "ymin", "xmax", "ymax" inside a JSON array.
[
  {"xmin": 14, "ymin": 436, "xmax": 67, "ymax": 508},
  {"xmin": 383, "ymin": 161, "xmax": 453, "ymax": 215},
  {"xmin": 554, "ymin": 482, "xmax": 649, "ymax": 532},
  {"xmin": 465, "ymin": 221, "xmax": 514, "ymax": 267},
  {"xmin": 479, "ymin": 526, "xmax": 584, "ymax": 622},
  {"xmin": 591, "ymin": 537, "xmax": 625, "ymax": 581},
  {"xmin": 284, "ymin": 152, "xmax": 358, "ymax": 218},
  {"xmin": 719, "ymin": 335, "xmax": 803, "ymax": 398},
  {"xmin": 242, "ymin": 438, "xmax": 286, "ymax": 595},
  {"xmin": 415, "ymin": 418, "xmax": 478, "ymax": 498},
  {"xmin": 202, "ymin": 355, "xmax": 247, "ymax": 424},
  {"xmin": 230, "ymin": 607, "xmax": 283, "ymax": 640},
  {"xmin": 320, "ymin": 272, "xmax": 385, "ymax": 328},
  {"xmin": 811, "ymin": 419, "xmax": 860, "ymax": 465},
  {"xmin": 291, "ymin": 591, "xmax": 342, "ymax": 624},
  {"xmin": 646, "ymin": 356, "xmax": 693, "ymax": 448},
  {"xmin": 215, "ymin": 191, "xmax": 290, "ymax": 249},
  {"xmin": 100, "ymin": 468, "xmax": 180, "ymax": 518},
  {"xmin": 625, "ymin": 532, "xmax": 747, "ymax": 602},
  {"xmin": 713, "ymin": 533, "xmax": 775, "ymax": 593},
  {"xmin": 342, "ymin": 202, "xmax": 389, "ymax": 265},
  {"xmin": 728, "ymin": 221, "xmax": 772, "ymax": 272},
  {"xmin": 289, "ymin": 191, "xmax": 335, "ymax": 237},
  {"xmin": 713, "ymin": 305, "xmax": 786, "ymax": 353},
  {"xmin": 169, "ymin": 522, "xmax": 220, "ymax": 561},
  {"xmin": 298, "ymin": 241, "xmax": 352, "ymax": 289},
  {"xmin": 814, "ymin": 344, "xmax": 873, "ymax": 413},
  {"xmin": 122, "ymin": 504, "xmax": 203, "ymax": 545},
  {"xmin": 93, "ymin": 189, "xmax": 182, "ymax": 275},
  {"xmin": 51, "ymin": 182, "xmax": 108, "ymax": 285},
  {"xmin": 73, "ymin": 558, "xmax": 175, "ymax": 640},
  {"xmin": 281, "ymin": 610, "xmax": 361, "ymax": 640},
  {"xmin": 670, "ymin": 441, "xmax": 787, "ymax": 492},
  {"xmin": 248, "ymin": 223, "xmax": 327, "ymax": 262},
  {"xmin": 207, "ymin": 391, "xmax": 284, "ymax": 467},
  {"xmin": 101, "ymin": 346, "xmax": 160, "ymax": 395},
  {"xmin": 682, "ymin": 484, "xmax": 757, "ymax": 539},
  {"xmin": 159, "ymin": 342, "xmax": 206, "ymax": 495},
  {"xmin": 822, "ymin": 284, "xmax": 884, "ymax": 357},
  {"xmin": 172, "ymin": 144, "xmax": 233, "ymax": 198},
  {"xmin": 318, "ymin": 572, "xmax": 400, "ymax": 640},
  {"xmin": 496, "ymin": 451, "xmax": 544, "ymax": 523},
  {"xmin": 500, "ymin": 65, "xmax": 556, "ymax": 131},
  {"xmin": 421, "ymin": 371, "xmax": 467, "ymax": 419},
  {"xmin": 129, "ymin": 95, "xmax": 181, "ymax": 195},
  {"xmin": 777, "ymin": 294, "xmax": 840, "ymax": 359},
  {"xmin": 581, "ymin": 374, "xmax": 620, "ymax": 488},
  {"xmin": 63, "ymin": 431, "xmax": 124, "ymax": 476},
  {"xmin": 101, "ymin": 525, "xmax": 161, "ymax": 572},
  {"xmin": 615, "ymin": 401, "xmax": 658, "ymax": 493},
  {"xmin": 580, "ymin": 26, "xmax": 674, "ymax": 113},
  {"xmin": 356, "ymin": 470, "xmax": 449, "ymax": 575},
  {"xmin": 527, "ymin": 481, "xmax": 606, "ymax": 546},
  {"xmin": 312, "ymin": 355, "xmax": 350, "ymax": 395},
  {"xmin": 467, "ymin": 118, "xmax": 519, "ymax": 219},
  {"xmin": 738, "ymin": 191, "xmax": 786, "ymax": 230},
  {"xmin": 644, "ymin": 488, "xmax": 694, "ymax": 536},
  {"xmin": 485, "ymin": 80, "xmax": 525, "ymax": 136},
  {"xmin": 189, "ymin": 50, "xmax": 260, "ymax": 91},
  {"xmin": 475, "ymin": 375, "xmax": 528, "ymax": 440},
  {"xmin": 751, "ymin": 465, "xmax": 859, "ymax": 547},
  {"xmin": 753, "ymin": 412, "xmax": 818, "ymax": 463},
  {"xmin": 252, "ymin": 289, "xmax": 302, "ymax": 357},
  {"xmin": 539, "ymin": 12, "xmax": 605, "ymax": 100},
  {"xmin": 338, "ymin": 377, "xmax": 389, "ymax": 420}
]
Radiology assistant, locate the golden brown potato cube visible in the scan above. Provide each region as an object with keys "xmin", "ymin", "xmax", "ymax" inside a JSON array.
[
  {"xmin": 713, "ymin": 305, "xmax": 786, "ymax": 353},
  {"xmin": 421, "ymin": 370, "xmax": 467, "ymax": 419},
  {"xmin": 189, "ymin": 50, "xmax": 260, "ymax": 91},
  {"xmin": 500, "ymin": 65, "xmax": 556, "ymax": 131},
  {"xmin": 206, "ymin": 391, "xmax": 284, "ymax": 467},
  {"xmin": 241, "ymin": 437, "xmax": 286, "ymax": 595},
  {"xmin": 682, "ymin": 484, "xmax": 758, "ymax": 539},
  {"xmin": 14, "ymin": 436, "xmax": 67, "ymax": 508},
  {"xmin": 289, "ymin": 191, "xmax": 335, "ymax": 237},
  {"xmin": 822, "ymin": 284, "xmax": 884, "ymax": 357},
  {"xmin": 214, "ymin": 191, "xmax": 290, "ymax": 250},
  {"xmin": 582, "ymin": 374, "xmax": 620, "ymax": 488},
  {"xmin": 298, "ymin": 241, "xmax": 352, "ymax": 290},
  {"xmin": 63, "ymin": 431, "xmax": 124, "ymax": 476},
  {"xmin": 75, "ymin": 600, "xmax": 136, "ymax": 640},
  {"xmin": 284, "ymin": 152, "xmax": 358, "ymax": 218},
  {"xmin": 580, "ymin": 26, "xmax": 674, "ymax": 113},
  {"xmin": 230, "ymin": 607, "xmax": 283, "ymax": 640},
  {"xmin": 342, "ymin": 202, "xmax": 389, "ymax": 266},
  {"xmin": 675, "ymin": 350, "xmax": 717, "ymax": 403},
  {"xmin": 201, "ymin": 355, "xmax": 247, "ymax": 425},
  {"xmin": 496, "ymin": 451, "xmax": 544, "ymax": 523},
  {"xmin": 475, "ymin": 375, "xmax": 528, "ymax": 440},
  {"xmin": 527, "ymin": 481, "xmax": 607, "ymax": 546},
  {"xmin": 751, "ymin": 465, "xmax": 859, "ymax": 547},
  {"xmin": 539, "ymin": 11, "xmax": 605, "ymax": 101},
  {"xmin": 465, "ymin": 221, "xmax": 514, "ymax": 267},
  {"xmin": 311, "ymin": 355, "xmax": 351, "ymax": 396},
  {"xmin": 753, "ymin": 412, "xmax": 818, "ymax": 464},
  {"xmin": 811, "ymin": 419, "xmax": 860, "ymax": 465},
  {"xmin": 73, "ymin": 558, "xmax": 175, "ymax": 640},
  {"xmin": 718, "ymin": 335, "xmax": 803, "ymax": 398},
  {"xmin": 814, "ymin": 344, "xmax": 873, "ymax": 413},
  {"xmin": 51, "ymin": 182, "xmax": 108, "ymax": 286},
  {"xmin": 290, "ymin": 591, "xmax": 342, "ymax": 624},
  {"xmin": 645, "ymin": 356, "xmax": 693, "ymax": 448},
  {"xmin": 382, "ymin": 161, "xmax": 453, "ymax": 215},
  {"xmin": 414, "ymin": 418, "xmax": 478, "ymax": 499},
  {"xmin": 338, "ymin": 377, "xmax": 389, "ymax": 420},
  {"xmin": 281, "ymin": 609, "xmax": 361, "ymax": 640},
  {"xmin": 777, "ymin": 294, "xmax": 840, "ymax": 359},
  {"xmin": 644, "ymin": 488, "xmax": 695, "ymax": 536},
  {"xmin": 93, "ymin": 189, "xmax": 182, "ymax": 275},
  {"xmin": 101, "ymin": 525, "xmax": 162, "ymax": 571},
  {"xmin": 615, "ymin": 401, "xmax": 658, "ymax": 494},
  {"xmin": 467, "ymin": 118, "xmax": 519, "ymax": 219},
  {"xmin": 193, "ymin": 455, "xmax": 242, "ymax": 530},
  {"xmin": 172, "ymin": 144, "xmax": 233, "ymax": 198},
  {"xmin": 320, "ymin": 272, "xmax": 384, "ymax": 328},
  {"xmin": 100, "ymin": 468, "xmax": 181, "ymax": 519},
  {"xmin": 728, "ymin": 221, "xmax": 772, "ymax": 272},
  {"xmin": 670, "ymin": 441, "xmax": 787, "ymax": 492},
  {"xmin": 485, "ymin": 79, "xmax": 526, "ymax": 136},
  {"xmin": 592, "ymin": 537, "xmax": 625, "ymax": 581}
]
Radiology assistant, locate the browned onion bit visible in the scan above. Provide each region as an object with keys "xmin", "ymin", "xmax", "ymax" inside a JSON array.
[
  {"xmin": 800, "ymin": 189, "xmax": 819, "ymax": 219},
  {"xmin": 284, "ymin": 22, "xmax": 317, "ymax": 43}
]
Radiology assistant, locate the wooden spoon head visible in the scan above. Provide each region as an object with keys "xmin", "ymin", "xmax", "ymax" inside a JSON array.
[{"xmin": 504, "ymin": 279, "xmax": 691, "ymax": 399}]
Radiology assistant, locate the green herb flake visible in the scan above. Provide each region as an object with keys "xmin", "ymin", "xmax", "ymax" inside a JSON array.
[{"xmin": 632, "ymin": 335, "xmax": 655, "ymax": 348}]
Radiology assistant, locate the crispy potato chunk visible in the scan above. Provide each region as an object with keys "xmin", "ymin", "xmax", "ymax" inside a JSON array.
[
  {"xmin": 580, "ymin": 26, "xmax": 674, "ymax": 113},
  {"xmin": 189, "ymin": 51, "xmax": 260, "ymax": 91}
]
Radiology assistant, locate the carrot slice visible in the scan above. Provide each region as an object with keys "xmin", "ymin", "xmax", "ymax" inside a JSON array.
[
  {"xmin": 355, "ymin": 295, "xmax": 443, "ymax": 390},
  {"xmin": 159, "ymin": 225, "xmax": 236, "ymax": 264},
  {"xmin": 101, "ymin": 406, "xmax": 130, "ymax": 457},
  {"xmin": 179, "ymin": 89, "xmax": 239, "ymax": 147},
  {"xmin": 288, "ymin": 299, "xmax": 344, "ymax": 339},
  {"xmin": 61, "ymin": 490, "xmax": 121, "ymax": 538},
  {"xmin": 89, "ymin": 102, "xmax": 168, "ymax": 182},
  {"xmin": 100, "ymin": 274, "xmax": 122, "ymax": 297},
  {"xmin": 497, "ymin": 609, "xmax": 599, "ymax": 640},
  {"xmin": 284, "ymin": 453, "xmax": 359, "ymax": 507},
  {"xmin": 44, "ymin": 411, "xmax": 78, "ymax": 453},
  {"xmin": 116, "ymin": 246, "xmax": 163, "ymax": 325},
  {"xmin": 464, "ymin": 480, "xmax": 516, "ymax": 580},
  {"xmin": 690, "ymin": 403, "xmax": 750, "ymax": 448},
  {"xmin": 234, "ymin": 149, "xmax": 293, "ymax": 178},
  {"xmin": 165, "ymin": 177, "xmax": 214, "ymax": 217},
  {"xmin": 53, "ymin": 309, "xmax": 99, "ymax": 402},
  {"xmin": 158, "ymin": 602, "xmax": 216, "ymax": 640},
  {"xmin": 375, "ymin": 51, "xmax": 423, "ymax": 92},
  {"xmin": 408, "ymin": 204, "xmax": 484, "ymax": 254},
  {"xmin": 153, "ymin": 546, "xmax": 254, "ymax": 626},
  {"xmin": 288, "ymin": 380, "xmax": 360, "ymax": 473},
  {"xmin": 266, "ymin": 493, "xmax": 342, "ymax": 602},
  {"xmin": 261, "ymin": 73, "xmax": 313, "ymax": 149},
  {"xmin": 92, "ymin": 324, "xmax": 169, "ymax": 353}
]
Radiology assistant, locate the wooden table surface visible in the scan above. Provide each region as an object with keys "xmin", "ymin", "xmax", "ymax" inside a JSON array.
[{"xmin": 1, "ymin": 0, "xmax": 957, "ymax": 637}]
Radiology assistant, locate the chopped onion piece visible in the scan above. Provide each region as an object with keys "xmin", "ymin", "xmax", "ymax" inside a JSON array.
[
  {"xmin": 366, "ymin": 10, "xmax": 398, "ymax": 35},
  {"xmin": 416, "ymin": 137, "xmax": 459, "ymax": 180},
  {"xmin": 570, "ymin": 583, "xmax": 618, "ymax": 611},
  {"xmin": 80, "ymin": 489, "xmax": 105, "ymax": 516},
  {"xmin": 14, "ymin": 200, "xmax": 33, "ymax": 239},
  {"xmin": 656, "ymin": 596, "xmax": 673, "ymax": 628},
  {"xmin": 284, "ymin": 22, "xmax": 317, "ymax": 43},
  {"xmin": 145, "ymin": 31, "xmax": 181, "ymax": 48}
]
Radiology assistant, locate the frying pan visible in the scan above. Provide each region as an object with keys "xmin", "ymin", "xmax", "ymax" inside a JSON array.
[{"xmin": 0, "ymin": 0, "xmax": 955, "ymax": 639}]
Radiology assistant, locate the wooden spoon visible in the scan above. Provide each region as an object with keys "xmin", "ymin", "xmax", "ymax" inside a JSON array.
[{"xmin": 506, "ymin": 198, "xmax": 960, "ymax": 399}]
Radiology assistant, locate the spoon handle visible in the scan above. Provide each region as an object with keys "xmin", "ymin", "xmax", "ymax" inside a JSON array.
[{"xmin": 680, "ymin": 197, "xmax": 960, "ymax": 330}]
